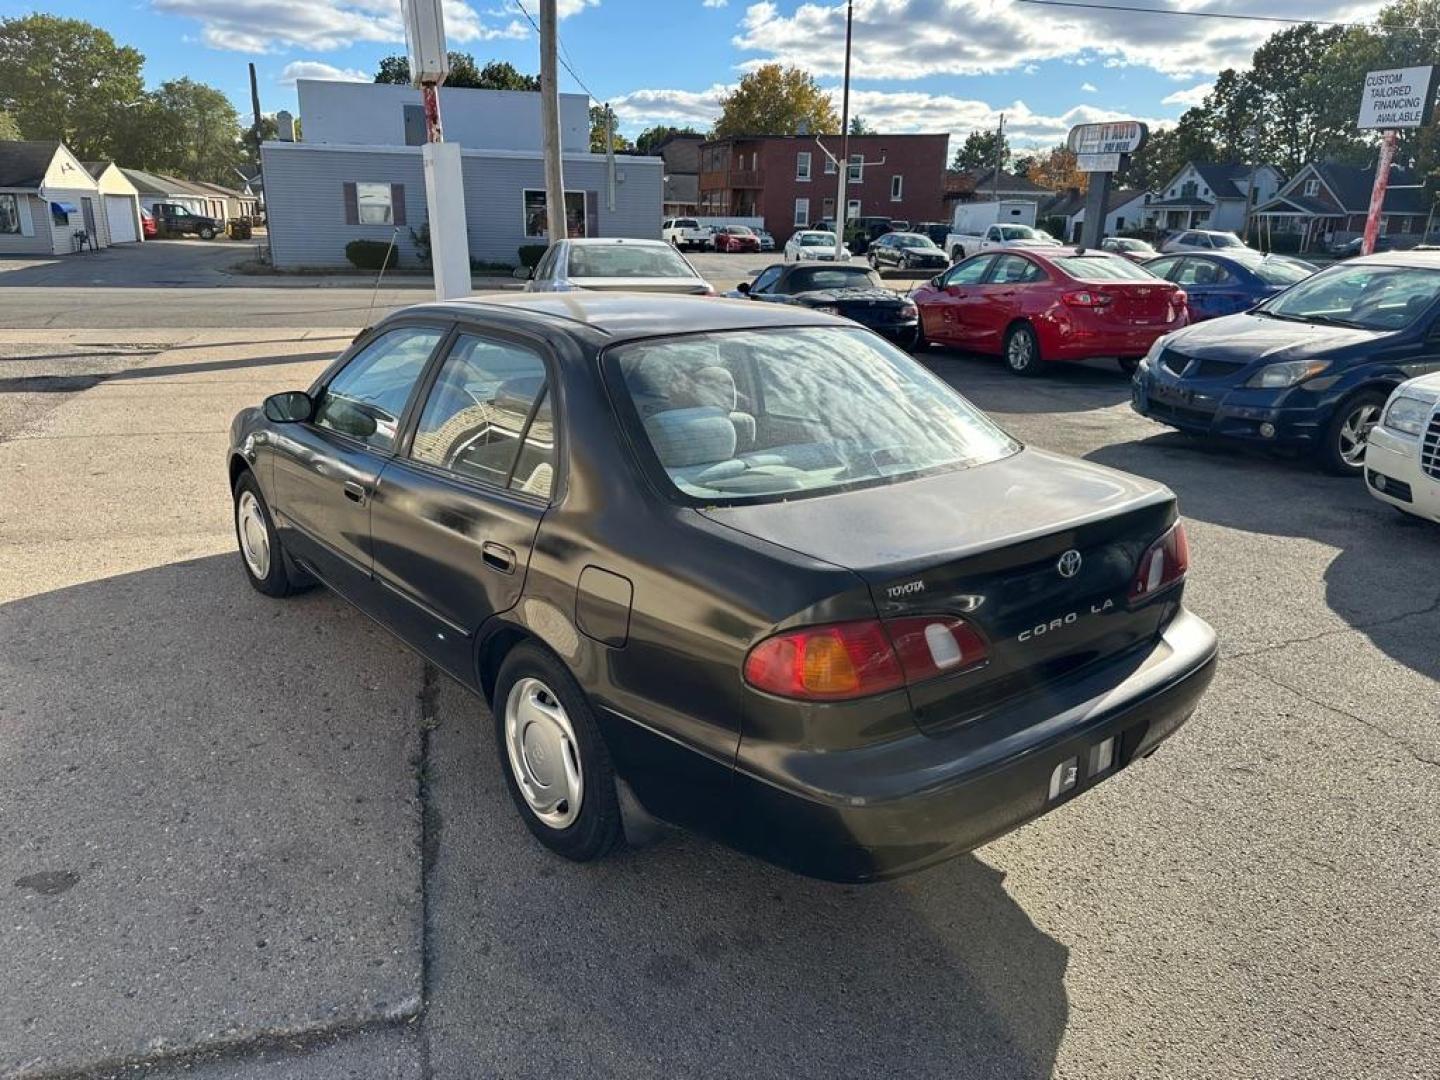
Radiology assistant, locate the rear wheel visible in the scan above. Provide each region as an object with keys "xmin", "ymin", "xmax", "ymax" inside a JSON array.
[
  {"xmin": 1004, "ymin": 323, "xmax": 1043, "ymax": 377},
  {"xmin": 1318, "ymin": 389, "xmax": 1388, "ymax": 476},
  {"xmin": 493, "ymin": 643, "xmax": 623, "ymax": 862}
]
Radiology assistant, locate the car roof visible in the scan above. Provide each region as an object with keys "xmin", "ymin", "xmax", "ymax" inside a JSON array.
[
  {"xmin": 561, "ymin": 237, "xmax": 671, "ymax": 248},
  {"xmin": 399, "ymin": 292, "xmax": 839, "ymax": 343}
]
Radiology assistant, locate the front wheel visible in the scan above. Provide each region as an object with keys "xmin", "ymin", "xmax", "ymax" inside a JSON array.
[
  {"xmin": 493, "ymin": 643, "xmax": 623, "ymax": 862},
  {"xmin": 199, "ymin": 226, "xmax": 216, "ymax": 240},
  {"xmin": 233, "ymin": 471, "xmax": 304, "ymax": 597},
  {"xmin": 1117, "ymin": 357, "xmax": 1141, "ymax": 376},
  {"xmin": 1004, "ymin": 323, "xmax": 1043, "ymax": 376},
  {"xmin": 1318, "ymin": 389, "xmax": 1388, "ymax": 476}
]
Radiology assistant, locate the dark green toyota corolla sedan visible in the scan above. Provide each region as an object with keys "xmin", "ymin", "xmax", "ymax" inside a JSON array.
[{"xmin": 227, "ymin": 293, "xmax": 1216, "ymax": 882}]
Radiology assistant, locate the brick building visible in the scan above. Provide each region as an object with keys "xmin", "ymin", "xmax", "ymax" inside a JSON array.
[{"xmin": 697, "ymin": 133, "xmax": 948, "ymax": 242}]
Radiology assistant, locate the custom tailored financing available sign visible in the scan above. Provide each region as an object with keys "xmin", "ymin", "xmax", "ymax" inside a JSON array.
[{"xmin": 1357, "ymin": 66, "xmax": 1435, "ymax": 129}]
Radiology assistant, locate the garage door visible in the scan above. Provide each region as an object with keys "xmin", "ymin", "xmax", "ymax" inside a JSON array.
[{"xmin": 105, "ymin": 196, "xmax": 137, "ymax": 243}]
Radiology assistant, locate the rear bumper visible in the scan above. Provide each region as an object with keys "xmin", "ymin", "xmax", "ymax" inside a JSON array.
[
  {"xmin": 727, "ymin": 607, "xmax": 1218, "ymax": 882},
  {"xmin": 1043, "ymin": 313, "xmax": 1184, "ymax": 361}
]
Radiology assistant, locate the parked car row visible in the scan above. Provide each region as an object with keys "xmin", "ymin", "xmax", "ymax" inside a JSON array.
[{"xmin": 661, "ymin": 218, "xmax": 775, "ymax": 254}]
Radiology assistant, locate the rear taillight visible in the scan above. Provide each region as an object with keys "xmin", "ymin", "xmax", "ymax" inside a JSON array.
[
  {"xmin": 1129, "ymin": 521, "xmax": 1190, "ymax": 602},
  {"xmin": 743, "ymin": 616, "xmax": 989, "ymax": 701},
  {"xmin": 1062, "ymin": 290, "xmax": 1113, "ymax": 307}
]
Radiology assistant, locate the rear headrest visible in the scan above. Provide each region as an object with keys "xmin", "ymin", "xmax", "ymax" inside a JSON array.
[
  {"xmin": 643, "ymin": 406, "xmax": 737, "ymax": 469},
  {"xmin": 688, "ymin": 366, "xmax": 738, "ymax": 411}
]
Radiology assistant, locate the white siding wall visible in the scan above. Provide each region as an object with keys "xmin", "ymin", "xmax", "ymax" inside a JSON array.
[
  {"xmin": 298, "ymin": 81, "xmax": 590, "ymax": 153},
  {"xmin": 262, "ymin": 144, "xmax": 663, "ymax": 269},
  {"xmin": 43, "ymin": 187, "xmax": 107, "ymax": 251},
  {"xmin": 0, "ymin": 195, "xmax": 55, "ymax": 255}
]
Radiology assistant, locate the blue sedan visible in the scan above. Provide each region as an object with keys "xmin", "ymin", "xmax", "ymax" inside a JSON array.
[
  {"xmin": 1132, "ymin": 252, "xmax": 1440, "ymax": 475},
  {"xmin": 1144, "ymin": 251, "xmax": 1316, "ymax": 322}
]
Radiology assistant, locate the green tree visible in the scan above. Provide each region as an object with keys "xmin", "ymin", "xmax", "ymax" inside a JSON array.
[
  {"xmin": 0, "ymin": 14, "xmax": 145, "ymax": 159},
  {"xmin": 374, "ymin": 53, "xmax": 539, "ymax": 90},
  {"xmin": 712, "ymin": 64, "xmax": 839, "ymax": 137},
  {"xmin": 1027, "ymin": 144, "xmax": 1086, "ymax": 193},
  {"xmin": 633, "ymin": 124, "xmax": 702, "ymax": 155},
  {"xmin": 142, "ymin": 78, "xmax": 244, "ymax": 184},
  {"xmin": 950, "ymin": 127, "xmax": 1010, "ymax": 172},
  {"xmin": 0, "ymin": 111, "xmax": 18, "ymax": 140},
  {"xmin": 848, "ymin": 115, "xmax": 874, "ymax": 135},
  {"xmin": 1121, "ymin": 109, "xmax": 1216, "ymax": 191},
  {"xmin": 589, "ymin": 105, "xmax": 632, "ymax": 153}
]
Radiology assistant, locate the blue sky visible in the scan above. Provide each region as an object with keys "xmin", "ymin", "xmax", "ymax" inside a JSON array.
[{"xmin": 6, "ymin": 0, "xmax": 1378, "ymax": 151}]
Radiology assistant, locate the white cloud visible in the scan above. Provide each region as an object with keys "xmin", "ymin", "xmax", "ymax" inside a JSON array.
[
  {"xmin": 730, "ymin": 0, "xmax": 1385, "ymax": 81},
  {"xmin": 151, "ymin": 0, "xmax": 532, "ymax": 52},
  {"xmin": 610, "ymin": 82, "xmax": 1171, "ymax": 151},
  {"xmin": 704, "ymin": 0, "xmax": 730, "ymax": 6},
  {"xmin": 1161, "ymin": 82, "xmax": 1214, "ymax": 107},
  {"xmin": 278, "ymin": 60, "xmax": 371, "ymax": 85},
  {"xmin": 1080, "ymin": 81, "xmax": 1097, "ymax": 92}
]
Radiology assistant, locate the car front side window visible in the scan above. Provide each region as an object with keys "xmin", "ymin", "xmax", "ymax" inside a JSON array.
[
  {"xmin": 409, "ymin": 334, "xmax": 555, "ymax": 498},
  {"xmin": 313, "ymin": 326, "xmax": 445, "ymax": 452},
  {"xmin": 943, "ymin": 257, "xmax": 993, "ymax": 287},
  {"xmin": 751, "ymin": 266, "xmax": 784, "ymax": 294}
]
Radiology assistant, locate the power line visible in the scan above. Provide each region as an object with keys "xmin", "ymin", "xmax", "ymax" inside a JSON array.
[
  {"xmin": 1014, "ymin": 0, "xmax": 1440, "ymax": 32},
  {"xmin": 512, "ymin": 0, "xmax": 601, "ymax": 102}
]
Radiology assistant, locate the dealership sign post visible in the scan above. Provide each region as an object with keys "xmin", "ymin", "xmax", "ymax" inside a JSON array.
[
  {"xmin": 1066, "ymin": 121, "xmax": 1147, "ymax": 249},
  {"xmin": 1357, "ymin": 66, "xmax": 1435, "ymax": 256}
]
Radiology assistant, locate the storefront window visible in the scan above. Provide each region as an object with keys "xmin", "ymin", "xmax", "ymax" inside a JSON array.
[
  {"xmin": 523, "ymin": 190, "xmax": 586, "ymax": 239},
  {"xmin": 0, "ymin": 194, "xmax": 19, "ymax": 234}
]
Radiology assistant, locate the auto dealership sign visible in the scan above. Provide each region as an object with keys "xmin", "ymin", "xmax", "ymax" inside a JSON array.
[
  {"xmin": 1357, "ymin": 66, "xmax": 1434, "ymax": 129},
  {"xmin": 1066, "ymin": 121, "xmax": 1147, "ymax": 163}
]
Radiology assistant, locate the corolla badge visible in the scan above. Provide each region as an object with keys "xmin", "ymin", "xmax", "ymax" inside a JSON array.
[{"xmin": 1057, "ymin": 550, "xmax": 1083, "ymax": 578}]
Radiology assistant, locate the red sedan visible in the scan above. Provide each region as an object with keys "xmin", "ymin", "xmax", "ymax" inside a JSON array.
[
  {"xmin": 713, "ymin": 225, "xmax": 761, "ymax": 253},
  {"xmin": 140, "ymin": 208, "xmax": 157, "ymax": 239},
  {"xmin": 911, "ymin": 248, "xmax": 1188, "ymax": 375}
]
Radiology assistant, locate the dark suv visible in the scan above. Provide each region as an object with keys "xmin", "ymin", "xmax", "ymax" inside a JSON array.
[{"xmin": 152, "ymin": 202, "xmax": 220, "ymax": 240}]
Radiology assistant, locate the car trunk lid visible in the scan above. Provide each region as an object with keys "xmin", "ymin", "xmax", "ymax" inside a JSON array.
[
  {"xmin": 703, "ymin": 448, "xmax": 1178, "ymax": 734},
  {"xmin": 1096, "ymin": 281, "xmax": 1181, "ymax": 324}
]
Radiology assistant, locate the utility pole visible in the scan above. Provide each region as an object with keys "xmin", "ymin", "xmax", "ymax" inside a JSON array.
[
  {"xmin": 1363, "ymin": 130, "xmax": 1398, "ymax": 256},
  {"xmin": 248, "ymin": 62, "xmax": 263, "ymax": 167},
  {"xmin": 833, "ymin": 0, "xmax": 853, "ymax": 260},
  {"xmin": 605, "ymin": 104, "xmax": 616, "ymax": 212},
  {"xmin": 539, "ymin": 0, "xmax": 568, "ymax": 241},
  {"xmin": 991, "ymin": 113, "xmax": 1005, "ymax": 203},
  {"xmin": 1242, "ymin": 125, "xmax": 1258, "ymax": 247}
]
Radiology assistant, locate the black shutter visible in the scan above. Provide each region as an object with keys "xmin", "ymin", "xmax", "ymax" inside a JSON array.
[
  {"xmin": 585, "ymin": 190, "xmax": 598, "ymax": 237},
  {"xmin": 391, "ymin": 183, "xmax": 406, "ymax": 225},
  {"xmin": 342, "ymin": 182, "xmax": 358, "ymax": 224}
]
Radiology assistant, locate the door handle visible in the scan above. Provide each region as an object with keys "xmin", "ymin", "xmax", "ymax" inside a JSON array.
[
  {"xmin": 481, "ymin": 541, "xmax": 517, "ymax": 574},
  {"xmin": 343, "ymin": 480, "xmax": 367, "ymax": 504}
]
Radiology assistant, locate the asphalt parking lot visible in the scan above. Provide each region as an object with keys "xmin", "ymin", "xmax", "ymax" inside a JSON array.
[{"xmin": 1, "ymin": 311, "xmax": 1437, "ymax": 1079}]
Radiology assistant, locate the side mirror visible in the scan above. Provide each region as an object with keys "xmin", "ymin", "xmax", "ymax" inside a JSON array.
[
  {"xmin": 263, "ymin": 390, "xmax": 314, "ymax": 423},
  {"xmin": 736, "ymin": 282, "xmax": 751, "ymax": 295},
  {"xmin": 513, "ymin": 265, "xmax": 534, "ymax": 281},
  {"xmin": 929, "ymin": 275, "xmax": 942, "ymax": 287}
]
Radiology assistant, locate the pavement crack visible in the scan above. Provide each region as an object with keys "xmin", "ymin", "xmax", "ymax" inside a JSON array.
[
  {"xmin": 416, "ymin": 661, "xmax": 442, "ymax": 1080},
  {"xmin": 1223, "ymin": 592, "xmax": 1440, "ymax": 661},
  {"xmin": 1233, "ymin": 657, "xmax": 1440, "ymax": 770}
]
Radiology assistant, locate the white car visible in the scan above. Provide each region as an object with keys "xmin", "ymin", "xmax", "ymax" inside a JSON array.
[
  {"xmin": 520, "ymin": 238, "xmax": 713, "ymax": 295},
  {"xmin": 784, "ymin": 230, "xmax": 851, "ymax": 262},
  {"xmin": 1366, "ymin": 373, "xmax": 1440, "ymax": 523},
  {"xmin": 1160, "ymin": 229, "xmax": 1253, "ymax": 254}
]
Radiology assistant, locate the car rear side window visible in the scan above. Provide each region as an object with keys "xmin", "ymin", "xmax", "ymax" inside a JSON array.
[
  {"xmin": 313, "ymin": 326, "xmax": 444, "ymax": 452},
  {"xmin": 409, "ymin": 334, "xmax": 555, "ymax": 498}
]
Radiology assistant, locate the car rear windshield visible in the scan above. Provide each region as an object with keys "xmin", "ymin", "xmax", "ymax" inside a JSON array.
[
  {"xmin": 897, "ymin": 234, "xmax": 938, "ymax": 248},
  {"xmin": 787, "ymin": 266, "xmax": 880, "ymax": 291},
  {"xmin": 1051, "ymin": 254, "xmax": 1158, "ymax": 282},
  {"xmin": 1209, "ymin": 233, "xmax": 1245, "ymax": 248},
  {"xmin": 608, "ymin": 327, "xmax": 1018, "ymax": 505},
  {"xmin": 999, "ymin": 225, "xmax": 1046, "ymax": 241},
  {"xmin": 1249, "ymin": 258, "xmax": 1313, "ymax": 286},
  {"xmin": 799, "ymin": 232, "xmax": 834, "ymax": 246},
  {"xmin": 1259, "ymin": 263, "xmax": 1440, "ymax": 330},
  {"xmin": 568, "ymin": 245, "xmax": 696, "ymax": 279}
]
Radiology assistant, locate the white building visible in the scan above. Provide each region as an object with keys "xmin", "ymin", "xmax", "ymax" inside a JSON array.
[
  {"xmin": 0, "ymin": 141, "xmax": 111, "ymax": 255},
  {"xmin": 1145, "ymin": 162, "xmax": 1284, "ymax": 235},
  {"xmin": 262, "ymin": 80, "xmax": 662, "ymax": 270}
]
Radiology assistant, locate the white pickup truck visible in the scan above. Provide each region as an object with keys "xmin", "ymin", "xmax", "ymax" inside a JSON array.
[
  {"xmin": 945, "ymin": 222, "xmax": 1063, "ymax": 262},
  {"xmin": 662, "ymin": 218, "xmax": 712, "ymax": 252}
]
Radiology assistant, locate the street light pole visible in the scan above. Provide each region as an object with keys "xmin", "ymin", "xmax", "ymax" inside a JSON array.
[{"xmin": 833, "ymin": 0, "xmax": 853, "ymax": 260}]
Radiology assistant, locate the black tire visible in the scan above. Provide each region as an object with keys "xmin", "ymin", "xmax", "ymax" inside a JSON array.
[
  {"xmin": 199, "ymin": 226, "xmax": 216, "ymax": 240},
  {"xmin": 950, "ymin": 246, "xmax": 965, "ymax": 263},
  {"xmin": 232, "ymin": 470, "xmax": 302, "ymax": 597},
  {"xmin": 1317, "ymin": 389, "xmax": 1389, "ymax": 476},
  {"xmin": 493, "ymin": 642, "xmax": 623, "ymax": 863},
  {"xmin": 1003, "ymin": 323, "xmax": 1044, "ymax": 377},
  {"xmin": 1117, "ymin": 356, "xmax": 1141, "ymax": 376},
  {"xmin": 909, "ymin": 322, "xmax": 930, "ymax": 354}
]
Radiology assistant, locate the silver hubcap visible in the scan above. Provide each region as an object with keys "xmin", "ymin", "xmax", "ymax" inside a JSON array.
[
  {"xmin": 1007, "ymin": 332, "xmax": 1034, "ymax": 370},
  {"xmin": 504, "ymin": 677, "xmax": 583, "ymax": 830},
  {"xmin": 1339, "ymin": 404, "xmax": 1380, "ymax": 466},
  {"xmin": 236, "ymin": 490, "xmax": 271, "ymax": 579}
]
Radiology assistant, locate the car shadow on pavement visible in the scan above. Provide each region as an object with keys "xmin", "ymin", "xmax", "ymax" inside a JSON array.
[
  {"xmin": 1086, "ymin": 430, "xmax": 1440, "ymax": 683},
  {"xmin": 0, "ymin": 350, "xmax": 341, "ymax": 393},
  {"xmin": 924, "ymin": 348, "xmax": 1134, "ymax": 416},
  {"xmin": 428, "ymin": 672, "xmax": 1071, "ymax": 1079}
]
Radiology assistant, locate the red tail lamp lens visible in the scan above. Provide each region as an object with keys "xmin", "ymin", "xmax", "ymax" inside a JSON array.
[
  {"xmin": 743, "ymin": 616, "xmax": 988, "ymax": 701},
  {"xmin": 1130, "ymin": 521, "xmax": 1190, "ymax": 601},
  {"xmin": 1063, "ymin": 290, "xmax": 1114, "ymax": 307}
]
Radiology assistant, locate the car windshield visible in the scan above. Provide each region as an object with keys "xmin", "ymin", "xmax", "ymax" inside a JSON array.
[
  {"xmin": 610, "ymin": 327, "xmax": 1018, "ymax": 504},
  {"xmin": 568, "ymin": 245, "xmax": 696, "ymax": 279},
  {"xmin": 1248, "ymin": 258, "xmax": 1313, "ymax": 286},
  {"xmin": 896, "ymin": 234, "xmax": 937, "ymax": 249},
  {"xmin": 787, "ymin": 266, "xmax": 880, "ymax": 291},
  {"xmin": 1258, "ymin": 263, "xmax": 1440, "ymax": 330},
  {"xmin": 1112, "ymin": 238, "xmax": 1151, "ymax": 252},
  {"xmin": 1208, "ymin": 233, "xmax": 1244, "ymax": 249},
  {"xmin": 1052, "ymin": 254, "xmax": 1157, "ymax": 282},
  {"xmin": 726, "ymin": 226, "xmax": 754, "ymax": 236},
  {"xmin": 799, "ymin": 232, "xmax": 835, "ymax": 246}
]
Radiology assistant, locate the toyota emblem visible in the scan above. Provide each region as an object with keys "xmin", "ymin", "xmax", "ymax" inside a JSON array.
[{"xmin": 1057, "ymin": 550, "xmax": 1082, "ymax": 578}]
